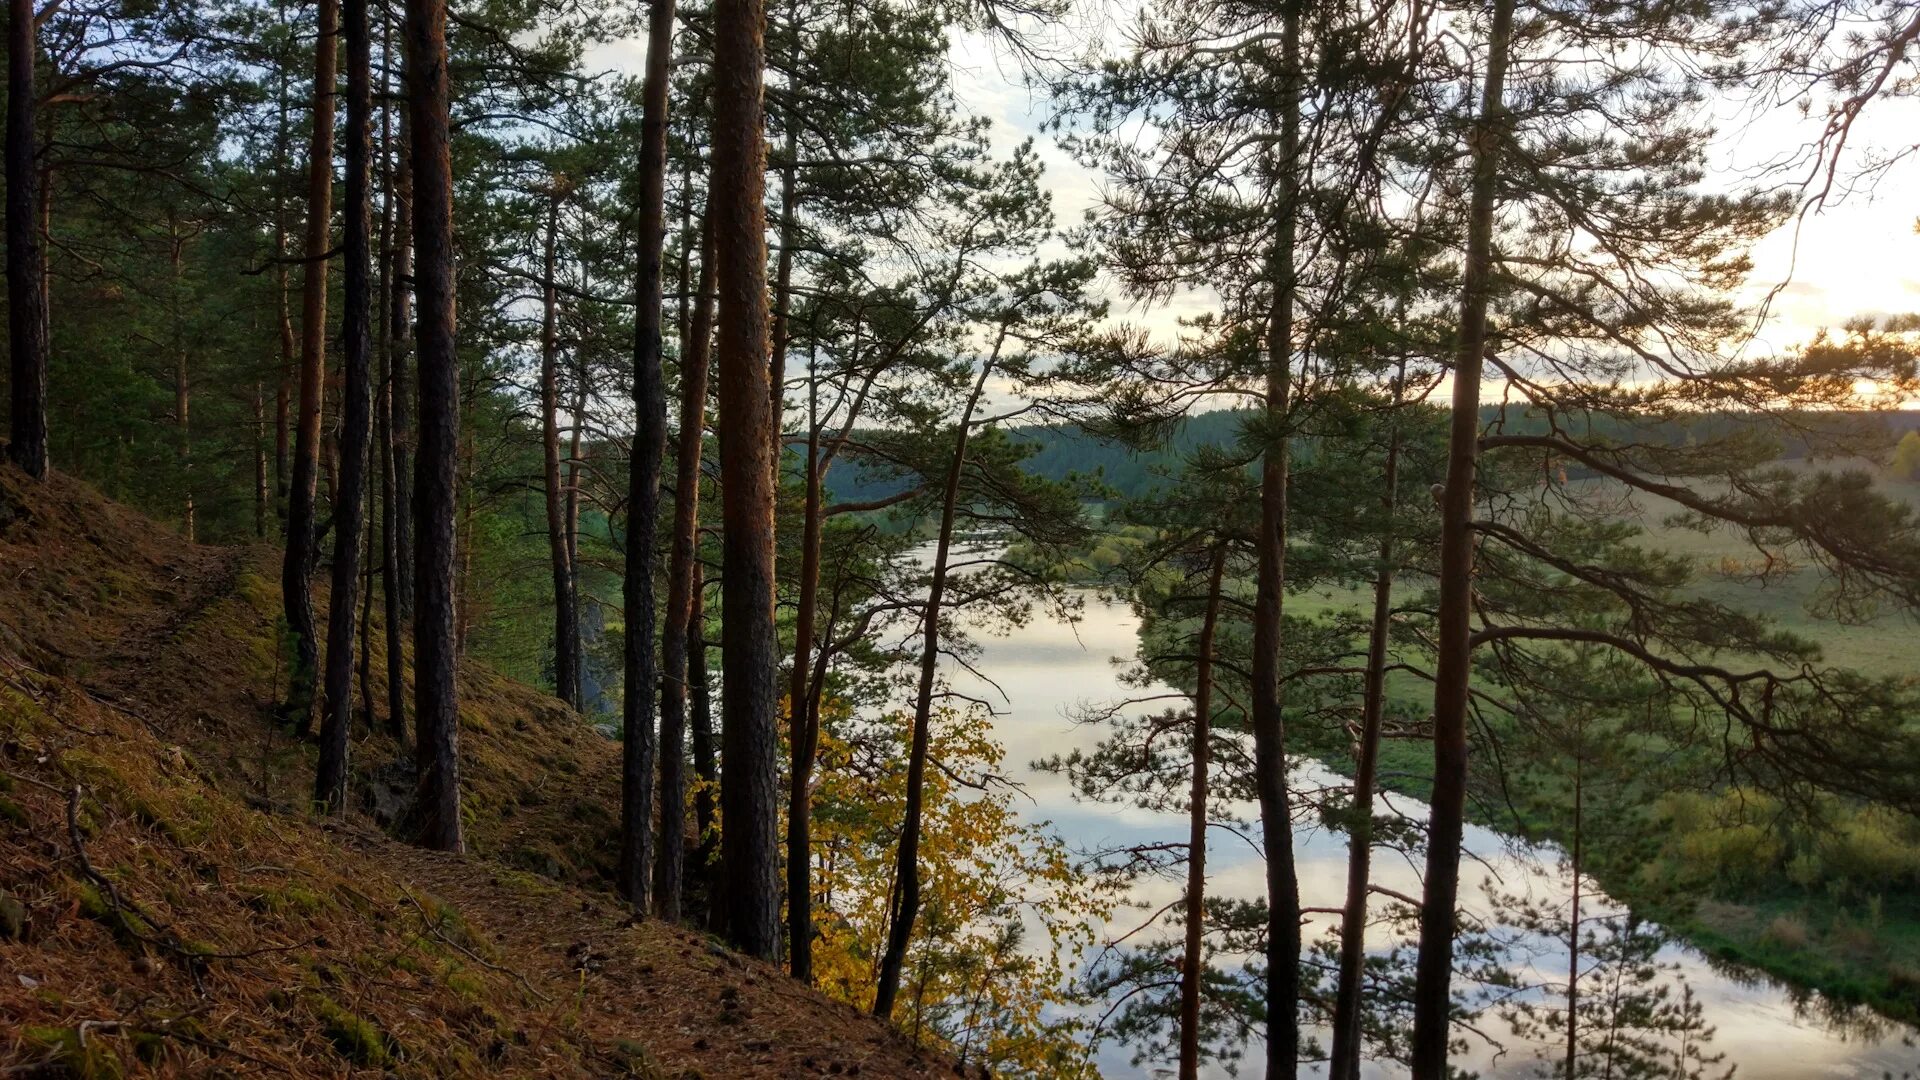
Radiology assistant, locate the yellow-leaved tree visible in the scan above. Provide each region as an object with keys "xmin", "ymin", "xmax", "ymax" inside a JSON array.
[{"xmin": 802, "ymin": 698, "xmax": 1115, "ymax": 1079}]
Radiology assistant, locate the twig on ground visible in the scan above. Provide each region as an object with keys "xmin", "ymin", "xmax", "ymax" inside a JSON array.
[{"xmin": 398, "ymin": 884, "xmax": 551, "ymax": 1004}]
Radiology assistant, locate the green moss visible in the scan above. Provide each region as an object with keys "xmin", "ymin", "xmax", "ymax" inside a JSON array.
[
  {"xmin": 311, "ymin": 994, "xmax": 393, "ymax": 1067},
  {"xmin": 0, "ymin": 796, "xmax": 28, "ymax": 827},
  {"xmin": 491, "ymin": 868, "xmax": 561, "ymax": 898},
  {"xmin": 245, "ymin": 881, "xmax": 331, "ymax": 916},
  {"xmin": 444, "ymin": 968, "xmax": 487, "ymax": 1001},
  {"xmin": 73, "ymin": 879, "xmax": 153, "ymax": 947},
  {"xmin": 21, "ymin": 1026, "xmax": 126, "ymax": 1080},
  {"xmin": 0, "ymin": 685, "xmax": 46, "ymax": 738}
]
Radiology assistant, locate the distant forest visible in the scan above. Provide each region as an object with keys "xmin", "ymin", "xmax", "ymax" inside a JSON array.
[{"xmin": 826, "ymin": 407, "xmax": 1920, "ymax": 508}]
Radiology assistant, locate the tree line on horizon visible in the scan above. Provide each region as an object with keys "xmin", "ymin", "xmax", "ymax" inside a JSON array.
[{"xmin": 5, "ymin": 0, "xmax": 1920, "ymax": 1077}]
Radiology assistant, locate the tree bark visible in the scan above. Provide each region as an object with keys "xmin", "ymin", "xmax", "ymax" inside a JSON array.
[
  {"xmin": 709, "ymin": 0, "xmax": 780, "ymax": 959},
  {"xmin": 358, "ymin": 483, "xmax": 376, "ymax": 728},
  {"xmin": 403, "ymin": 0, "xmax": 463, "ymax": 853},
  {"xmin": 282, "ymin": 0, "xmax": 340, "ymax": 735},
  {"xmin": 7, "ymin": 0, "xmax": 48, "ymax": 479},
  {"xmin": 1251, "ymin": 3, "xmax": 1304, "ymax": 1075},
  {"xmin": 388, "ymin": 74, "xmax": 415, "ymax": 622},
  {"xmin": 656, "ymin": 219, "xmax": 716, "ymax": 919},
  {"xmin": 767, "ymin": 120, "xmax": 797, "ymax": 465},
  {"xmin": 620, "ymin": 0, "xmax": 675, "ymax": 912},
  {"xmin": 1565, "ymin": 748, "xmax": 1583, "ymax": 1078},
  {"xmin": 688, "ymin": 558, "xmax": 718, "ymax": 903},
  {"xmin": 539, "ymin": 186, "xmax": 582, "ymax": 711},
  {"xmin": 873, "ymin": 340, "xmax": 1000, "ymax": 1019},
  {"xmin": 1329, "ymin": 386, "xmax": 1403, "ymax": 1080},
  {"xmin": 169, "ymin": 224, "xmax": 192, "ymax": 542},
  {"xmin": 378, "ymin": 4, "xmax": 406, "ymax": 743},
  {"xmin": 786, "ymin": 347, "xmax": 824, "ymax": 983},
  {"xmin": 254, "ymin": 381, "xmax": 270, "ymax": 538},
  {"xmin": 1178, "ymin": 544, "xmax": 1228, "ymax": 1080},
  {"xmin": 1410, "ymin": 0, "xmax": 1513, "ymax": 1072},
  {"xmin": 272, "ymin": 8, "xmax": 294, "ymax": 521},
  {"xmin": 316, "ymin": 0, "xmax": 375, "ymax": 813}
]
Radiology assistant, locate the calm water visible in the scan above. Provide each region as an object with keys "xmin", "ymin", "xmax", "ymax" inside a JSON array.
[{"xmin": 943, "ymin": 587, "xmax": 1920, "ymax": 1079}]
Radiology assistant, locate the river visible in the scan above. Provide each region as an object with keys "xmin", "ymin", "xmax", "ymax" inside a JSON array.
[{"xmin": 942, "ymin": 587, "xmax": 1920, "ymax": 1079}]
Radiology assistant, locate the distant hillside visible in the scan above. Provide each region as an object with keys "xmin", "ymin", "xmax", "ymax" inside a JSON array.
[{"xmin": 821, "ymin": 406, "xmax": 1920, "ymax": 508}]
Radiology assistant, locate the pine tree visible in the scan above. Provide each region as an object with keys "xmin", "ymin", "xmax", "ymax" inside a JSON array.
[
  {"xmin": 281, "ymin": 0, "xmax": 339, "ymax": 735},
  {"xmin": 315, "ymin": 0, "xmax": 379, "ymax": 811},
  {"xmin": 404, "ymin": 0, "xmax": 463, "ymax": 853},
  {"xmin": 709, "ymin": 0, "xmax": 781, "ymax": 958}
]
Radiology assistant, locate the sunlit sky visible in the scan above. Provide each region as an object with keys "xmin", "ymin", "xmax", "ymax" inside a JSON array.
[{"xmin": 590, "ymin": 17, "xmax": 1920, "ymax": 360}]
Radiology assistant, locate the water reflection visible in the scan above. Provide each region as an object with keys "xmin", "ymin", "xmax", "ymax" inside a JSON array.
[{"xmin": 945, "ymin": 589, "xmax": 1920, "ymax": 1079}]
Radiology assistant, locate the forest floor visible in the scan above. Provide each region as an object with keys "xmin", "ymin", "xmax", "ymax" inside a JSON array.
[{"xmin": 0, "ymin": 464, "xmax": 966, "ymax": 1079}]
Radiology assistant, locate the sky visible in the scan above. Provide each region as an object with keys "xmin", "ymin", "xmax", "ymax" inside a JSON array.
[
  {"xmin": 588, "ymin": 10, "xmax": 1920, "ymax": 362},
  {"xmin": 937, "ymin": 24, "xmax": 1920, "ymax": 354}
]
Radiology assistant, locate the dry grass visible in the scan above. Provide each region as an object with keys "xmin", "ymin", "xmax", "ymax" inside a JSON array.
[{"xmin": 0, "ymin": 465, "xmax": 961, "ymax": 1079}]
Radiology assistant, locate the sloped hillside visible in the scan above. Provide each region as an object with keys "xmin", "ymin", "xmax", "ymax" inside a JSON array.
[{"xmin": 0, "ymin": 465, "xmax": 959, "ymax": 1078}]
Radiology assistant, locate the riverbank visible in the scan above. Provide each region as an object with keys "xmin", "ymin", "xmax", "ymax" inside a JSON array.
[{"xmin": 1337, "ymin": 710, "xmax": 1920, "ymax": 1028}]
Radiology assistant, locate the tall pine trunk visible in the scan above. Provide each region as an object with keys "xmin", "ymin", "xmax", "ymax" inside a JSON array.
[
  {"xmin": 1178, "ymin": 544, "xmax": 1228, "ymax": 1080},
  {"xmin": 403, "ymin": 0, "xmax": 463, "ymax": 853},
  {"xmin": 656, "ymin": 221, "xmax": 716, "ymax": 919},
  {"xmin": 388, "ymin": 91, "xmax": 415, "ymax": 622},
  {"xmin": 539, "ymin": 187, "xmax": 582, "ymax": 710},
  {"xmin": 872, "ymin": 341, "xmax": 1000, "ymax": 1018},
  {"xmin": 283, "ymin": 0, "xmax": 340, "ymax": 735},
  {"xmin": 619, "ymin": 0, "xmax": 675, "ymax": 912},
  {"xmin": 688, "ymin": 558, "xmax": 718, "ymax": 897},
  {"xmin": 709, "ymin": 0, "xmax": 780, "ymax": 959},
  {"xmin": 1328, "ymin": 383, "xmax": 1403, "ymax": 1080},
  {"xmin": 378, "ymin": 7, "xmax": 407, "ymax": 743},
  {"xmin": 7, "ymin": 0, "xmax": 48, "ymax": 479},
  {"xmin": 786, "ymin": 351, "xmax": 824, "ymax": 982},
  {"xmin": 272, "ymin": 10, "xmax": 293, "ymax": 521},
  {"xmin": 254, "ymin": 382, "xmax": 270, "ymax": 537},
  {"xmin": 767, "ymin": 121, "xmax": 796, "ymax": 460},
  {"xmin": 1410, "ymin": 0, "xmax": 1513, "ymax": 1071},
  {"xmin": 1251, "ymin": 2, "xmax": 1304, "ymax": 1074},
  {"xmin": 316, "ymin": 0, "xmax": 375, "ymax": 812},
  {"xmin": 169, "ymin": 225, "xmax": 192, "ymax": 541}
]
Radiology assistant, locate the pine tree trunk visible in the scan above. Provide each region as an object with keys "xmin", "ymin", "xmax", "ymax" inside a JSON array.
[
  {"xmin": 1329, "ymin": 385, "xmax": 1403, "ymax": 1080},
  {"xmin": 275, "ymin": 194, "xmax": 294, "ymax": 522},
  {"xmin": 540, "ymin": 188, "xmax": 582, "ymax": 710},
  {"xmin": 1566, "ymin": 750, "xmax": 1583, "ymax": 1077},
  {"xmin": 1411, "ymin": 0, "xmax": 1513, "ymax": 1072},
  {"xmin": 873, "ymin": 341, "xmax": 1000, "ymax": 1018},
  {"xmin": 1252, "ymin": 3, "xmax": 1304, "ymax": 1074},
  {"xmin": 254, "ymin": 382, "xmax": 270, "ymax": 538},
  {"xmin": 7, "ymin": 0, "xmax": 48, "ymax": 480},
  {"xmin": 272, "ymin": 9, "xmax": 293, "ymax": 520},
  {"xmin": 709, "ymin": 0, "xmax": 780, "ymax": 959},
  {"xmin": 620, "ymin": 0, "xmax": 675, "ymax": 912},
  {"xmin": 402, "ymin": 0, "xmax": 463, "ymax": 853},
  {"xmin": 768, "ymin": 121, "xmax": 797, "ymax": 462},
  {"xmin": 378, "ymin": 6, "xmax": 406, "ymax": 743},
  {"xmin": 316, "ymin": 0, "xmax": 375, "ymax": 813},
  {"xmin": 283, "ymin": 0, "xmax": 340, "ymax": 735},
  {"xmin": 688, "ymin": 558, "xmax": 717, "ymax": 885},
  {"xmin": 388, "ymin": 80, "xmax": 415, "ymax": 622},
  {"xmin": 1178, "ymin": 544, "xmax": 1228, "ymax": 1080},
  {"xmin": 786, "ymin": 353, "xmax": 824, "ymax": 983},
  {"xmin": 170, "ymin": 226, "xmax": 192, "ymax": 542},
  {"xmin": 358, "ymin": 486, "xmax": 376, "ymax": 728},
  {"xmin": 656, "ymin": 219, "xmax": 716, "ymax": 919}
]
